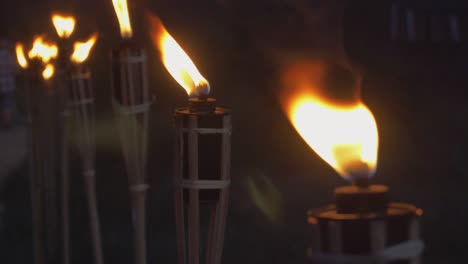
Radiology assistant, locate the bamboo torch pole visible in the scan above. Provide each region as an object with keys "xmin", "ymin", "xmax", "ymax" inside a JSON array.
[
  {"xmin": 51, "ymin": 13, "xmax": 76, "ymax": 264},
  {"xmin": 70, "ymin": 66, "xmax": 104, "ymax": 264},
  {"xmin": 111, "ymin": 43, "xmax": 151, "ymax": 264},
  {"xmin": 15, "ymin": 43, "xmax": 47, "ymax": 264},
  {"xmin": 69, "ymin": 34, "xmax": 103, "ymax": 264},
  {"xmin": 25, "ymin": 36, "xmax": 60, "ymax": 264},
  {"xmin": 29, "ymin": 63, "xmax": 47, "ymax": 264},
  {"xmin": 42, "ymin": 66, "xmax": 59, "ymax": 264},
  {"xmin": 111, "ymin": 2, "xmax": 151, "ymax": 264}
]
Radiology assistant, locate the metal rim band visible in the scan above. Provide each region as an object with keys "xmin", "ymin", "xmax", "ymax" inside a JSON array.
[
  {"xmin": 310, "ymin": 240, "xmax": 424, "ymax": 263},
  {"xmin": 175, "ymin": 179, "xmax": 231, "ymax": 189}
]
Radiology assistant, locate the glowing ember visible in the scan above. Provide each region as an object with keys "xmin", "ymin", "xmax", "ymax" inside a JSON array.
[
  {"xmin": 288, "ymin": 96, "xmax": 378, "ymax": 180},
  {"xmin": 148, "ymin": 14, "xmax": 210, "ymax": 97},
  {"xmin": 15, "ymin": 43, "xmax": 29, "ymax": 69},
  {"xmin": 52, "ymin": 13, "xmax": 76, "ymax": 38},
  {"xmin": 71, "ymin": 33, "xmax": 98, "ymax": 64},
  {"xmin": 112, "ymin": 0, "xmax": 133, "ymax": 38},
  {"xmin": 42, "ymin": 64, "xmax": 55, "ymax": 80},
  {"xmin": 28, "ymin": 36, "xmax": 58, "ymax": 64}
]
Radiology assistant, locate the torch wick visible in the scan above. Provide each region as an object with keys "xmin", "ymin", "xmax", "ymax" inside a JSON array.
[{"xmin": 352, "ymin": 178, "xmax": 370, "ymax": 189}]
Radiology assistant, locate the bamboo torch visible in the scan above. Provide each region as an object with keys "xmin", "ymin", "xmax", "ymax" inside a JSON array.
[
  {"xmin": 25, "ymin": 36, "xmax": 59, "ymax": 264},
  {"xmin": 15, "ymin": 42, "xmax": 47, "ymax": 264},
  {"xmin": 69, "ymin": 34, "xmax": 104, "ymax": 264},
  {"xmin": 51, "ymin": 13, "xmax": 76, "ymax": 264},
  {"xmin": 280, "ymin": 64, "xmax": 423, "ymax": 263},
  {"xmin": 149, "ymin": 15, "xmax": 232, "ymax": 264},
  {"xmin": 111, "ymin": 1, "xmax": 151, "ymax": 264}
]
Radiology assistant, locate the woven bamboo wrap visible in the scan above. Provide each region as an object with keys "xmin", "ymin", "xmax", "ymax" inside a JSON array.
[
  {"xmin": 111, "ymin": 46, "xmax": 151, "ymax": 264},
  {"xmin": 174, "ymin": 109, "xmax": 232, "ymax": 264},
  {"xmin": 111, "ymin": 48, "xmax": 149, "ymax": 107}
]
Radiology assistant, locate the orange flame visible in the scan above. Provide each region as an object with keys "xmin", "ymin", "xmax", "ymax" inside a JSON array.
[
  {"xmin": 42, "ymin": 64, "xmax": 55, "ymax": 80},
  {"xmin": 15, "ymin": 43, "xmax": 29, "ymax": 69},
  {"xmin": 112, "ymin": 0, "xmax": 132, "ymax": 38},
  {"xmin": 148, "ymin": 14, "xmax": 210, "ymax": 97},
  {"xmin": 70, "ymin": 33, "xmax": 98, "ymax": 64},
  {"xmin": 281, "ymin": 62, "xmax": 378, "ymax": 180},
  {"xmin": 52, "ymin": 13, "xmax": 76, "ymax": 38},
  {"xmin": 28, "ymin": 36, "xmax": 58, "ymax": 64}
]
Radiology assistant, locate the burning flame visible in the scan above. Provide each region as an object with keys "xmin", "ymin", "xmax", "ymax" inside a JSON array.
[
  {"xmin": 52, "ymin": 13, "xmax": 76, "ymax": 38},
  {"xmin": 42, "ymin": 64, "xmax": 55, "ymax": 80},
  {"xmin": 70, "ymin": 33, "xmax": 98, "ymax": 64},
  {"xmin": 289, "ymin": 97, "xmax": 378, "ymax": 180},
  {"xmin": 28, "ymin": 36, "xmax": 58, "ymax": 64},
  {"xmin": 15, "ymin": 43, "xmax": 29, "ymax": 69},
  {"xmin": 148, "ymin": 14, "xmax": 210, "ymax": 97},
  {"xmin": 112, "ymin": 0, "xmax": 133, "ymax": 38}
]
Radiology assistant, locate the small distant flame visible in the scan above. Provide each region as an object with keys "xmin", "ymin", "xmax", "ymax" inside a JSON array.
[
  {"xmin": 15, "ymin": 43, "xmax": 29, "ymax": 69},
  {"xmin": 42, "ymin": 64, "xmax": 55, "ymax": 80},
  {"xmin": 112, "ymin": 0, "xmax": 133, "ymax": 38},
  {"xmin": 28, "ymin": 36, "xmax": 58, "ymax": 64},
  {"xmin": 70, "ymin": 33, "xmax": 98, "ymax": 64},
  {"xmin": 148, "ymin": 14, "xmax": 210, "ymax": 97},
  {"xmin": 52, "ymin": 13, "xmax": 76, "ymax": 38}
]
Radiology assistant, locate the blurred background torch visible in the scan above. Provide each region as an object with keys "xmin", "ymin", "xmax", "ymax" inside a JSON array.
[
  {"xmin": 111, "ymin": 1, "xmax": 151, "ymax": 264},
  {"xmin": 149, "ymin": 14, "xmax": 232, "ymax": 264},
  {"xmin": 20, "ymin": 35, "xmax": 59, "ymax": 264},
  {"xmin": 51, "ymin": 13, "xmax": 76, "ymax": 264},
  {"xmin": 69, "ymin": 33, "xmax": 103, "ymax": 264}
]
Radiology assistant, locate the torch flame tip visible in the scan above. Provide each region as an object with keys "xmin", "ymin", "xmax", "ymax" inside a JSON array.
[
  {"xmin": 112, "ymin": 0, "xmax": 133, "ymax": 38},
  {"xmin": 28, "ymin": 36, "xmax": 58, "ymax": 64},
  {"xmin": 148, "ymin": 13, "xmax": 210, "ymax": 97},
  {"xmin": 71, "ymin": 33, "xmax": 99, "ymax": 64},
  {"xmin": 52, "ymin": 13, "xmax": 76, "ymax": 38},
  {"xmin": 15, "ymin": 43, "xmax": 29, "ymax": 69},
  {"xmin": 42, "ymin": 63, "xmax": 55, "ymax": 80}
]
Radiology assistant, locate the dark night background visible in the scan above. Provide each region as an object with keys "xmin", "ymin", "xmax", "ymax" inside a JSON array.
[{"xmin": 1, "ymin": 0, "xmax": 468, "ymax": 263}]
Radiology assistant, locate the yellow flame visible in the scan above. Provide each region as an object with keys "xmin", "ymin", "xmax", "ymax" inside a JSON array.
[
  {"xmin": 149, "ymin": 15, "xmax": 210, "ymax": 96},
  {"xmin": 112, "ymin": 0, "xmax": 133, "ymax": 38},
  {"xmin": 71, "ymin": 33, "xmax": 98, "ymax": 64},
  {"xmin": 15, "ymin": 43, "xmax": 29, "ymax": 69},
  {"xmin": 52, "ymin": 13, "xmax": 76, "ymax": 38},
  {"xmin": 289, "ymin": 96, "xmax": 378, "ymax": 180},
  {"xmin": 28, "ymin": 36, "xmax": 58, "ymax": 64},
  {"xmin": 42, "ymin": 64, "xmax": 55, "ymax": 80}
]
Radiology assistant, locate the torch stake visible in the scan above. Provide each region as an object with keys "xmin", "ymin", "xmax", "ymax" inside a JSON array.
[
  {"xmin": 41, "ymin": 80, "xmax": 60, "ymax": 263},
  {"xmin": 57, "ymin": 61, "xmax": 72, "ymax": 264},
  {"xmin": 25, "ymin": 69, "xmax": 47, "ymax": 264},
  {"xmin": 60, "ymin": 109, "xmax": 71, "ymax": 264},
  {"xmin": 112, "ymin": 43, "xmax": 151, "ymax": 264},
  {"xmin": 27, "ymin": 64, "xmax": 60, "ymax": 264},
  {"xmin": 70, "ymin": 67, "xmax": 104, "ymax": 264}
]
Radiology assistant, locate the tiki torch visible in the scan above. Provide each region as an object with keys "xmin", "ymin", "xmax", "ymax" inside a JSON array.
[
  {"xmin": 281, "ymin": 64, "xmax": 423, "ymax": 263},
  {"xmin": 25, "ymin": 36, "xmax": 59, "ymax": 264},
  {"xmin": 52, "ymin": 13, "xmax": 76, "ymax": 66},
  {"xmin": 15, "ymin": 42, "xmax": 47, "ymax": 264},
  {"xmin": 69, "ymin": 34, "xmax": 104, "ymax": 264},
  {"xmin": 149, "ymin": 15, "xmax": 232, "ymax": 264},
  {"xmin": 111, "ymin": 1, "xmax": 151, "ymax": 264},
  {"xmin": 51, "ymin": 13, "xmax": 76, "ymax": 264}
]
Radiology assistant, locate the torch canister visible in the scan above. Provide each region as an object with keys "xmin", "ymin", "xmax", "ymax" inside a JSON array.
[
  {"xmin": 174, "ymin": 98, "xmax": 232, "ymax": 264},
  {"xmin": 307, "ymin": 184, "xmax": 423, "ymax": 264}
]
